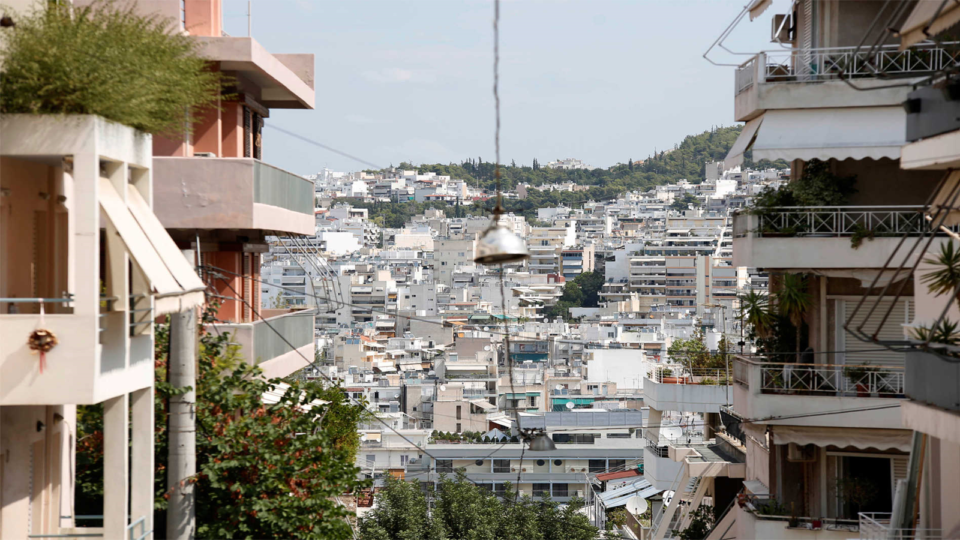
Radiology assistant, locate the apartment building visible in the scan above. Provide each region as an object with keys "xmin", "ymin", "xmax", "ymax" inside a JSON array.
[
  {"xmin": 0, "ymin": 115, "xmax": 203, "ymax": 539},
  {"xmin": 682, "ymin": 1, "xmax": 955, "ymax": 538},
  {"xmin": 136, "ymin": 0, "xmax": 318, "ymax": 379}
]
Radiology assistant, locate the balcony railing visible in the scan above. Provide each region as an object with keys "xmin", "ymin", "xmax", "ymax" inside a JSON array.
[
  {"xmin": 741, "ymin": 206, "xmax": 930, "ymax": 238},
  {"xmin": 252, "ymin": 310, "xmax": 315, "ymax": 364},
  {"xmin": 253, "ymin": 160, "xmax": 314, "ymax": 215},
  {"xmin": 735, "ymin": 357, "xmax": 905, "ymax": 397},
  {"xmin": 735, "ymin": 43, "xmax": 960, "ymax": 95},
  {"xmin": 859, "ymin": 512, "xmax": 942, "ymax": 540},
  {"xmin": 648, "ymin": 365, "xmax": 729, "ymax": 385}
]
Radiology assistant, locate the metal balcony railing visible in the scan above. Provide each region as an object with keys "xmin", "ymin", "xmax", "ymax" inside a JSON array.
[
  {"xmin": 735, "ymin": 357, "xmax": 906, "ymax": 397},
  {"xmin": 740, "ymin": 206, "xmax": 931, "ymax": 238},
  {"xmin": 859, "ymin": 513, "xmax": 942, "ymax": 540},
  {"xmin": 648, "ymin": 366, "xmax": 729, "ymax": 385},
  {"xmin": 735, "ymin": 43, "xmax": 960, "ymax": 95}
]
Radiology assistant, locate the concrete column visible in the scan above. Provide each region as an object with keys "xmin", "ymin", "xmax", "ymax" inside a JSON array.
[
  {"xmin": 167, "ymin": 308, "xmax": 197, "ymax": 540},
  {"xmin": 131, "ymin": 387, "xmax": 155, "ymax": 539},
  {"xmin": 704, "ymin": 412, "xmax": 719, "ymax": 440},
  {"xmin": 103, "ymin": 394, "xmax": 129, "ymax": 540}
]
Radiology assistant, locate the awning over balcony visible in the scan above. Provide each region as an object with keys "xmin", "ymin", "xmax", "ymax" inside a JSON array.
[
  {"xmin": 98, "ymin": 178, "xmax": 205, "ymax": 315},
  {"xmin": 725, "ymin": 107, "xmax": 905, "ymax": 167},
  {"xmin": 931, "ymin": 171, "xmax": 960, "ymax": 226},
  {"xmin": 470, "ymin": 399, "xmax": 496, "ymax": 411},
  {"xmin": 898, "ymin": 0, "xmax": 960, "ymax": 49},
  {"xmin": 771, "ymin": 425, "xmax": 911, "ymax": 452},
  {"xmin": 723, "ymin": 115, "xmax": 763, "ymax": 170},
  {"xmin": 748, "ymin": 0, "xmax": 772, "ymax": 21}
]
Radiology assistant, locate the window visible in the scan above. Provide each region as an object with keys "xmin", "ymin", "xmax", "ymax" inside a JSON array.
[
  {"xmin": 456, "ymin": 423, "xmax": 461, "ymax": 432},
  {"xmin": 475, "ymin": 459, "xmax": 484, "ymax": 467},
  {"xmin": 494, "ymin": 483, "xmax": 507, "ymax": 497},
  {"xmin": 589, "ymin": 459, "xmax": 606, "ymax": 473},
  {"xmin": 552, "ymin": 484, "xmax": 569, "ymax": 498},
  {"xmin": 456, "ymin": 405, "xmax": 462, "ymax": 420},
  {"xmin": 401, "ymin": 455, "xmax": 408, "ymax": 466},
  {"xmin": 609, "ymin": 459, "xmax": 626, "ymax": 471},
  {"xmin": 533, "ymin": 483, "xmax": 550, "ymax": 497},
  {"xmin": 493, "ymin": 459, "xmax": 511, "ymax": 473},
  {"xmin": 607, "ymin": 433, "xmax": 631, "ymax": 439},
  {"xmin": 436, "ymin": 460, "xmax": 453, "ymax": 473}
]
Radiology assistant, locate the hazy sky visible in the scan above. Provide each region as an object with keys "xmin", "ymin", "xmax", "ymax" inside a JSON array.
[{"xmin": 224, "ymin": 0, "xmax": 774, "ymax": 175}]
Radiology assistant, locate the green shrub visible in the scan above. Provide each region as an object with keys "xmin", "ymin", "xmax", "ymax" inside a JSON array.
[{"xmin": 0, "ymin": 1, "xmax": 222, "ymax": 136}]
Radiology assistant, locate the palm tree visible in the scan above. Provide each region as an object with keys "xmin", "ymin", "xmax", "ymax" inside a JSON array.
[
  {"xmin": 777, "ymin": 273, "xmax": 812, "ymax": 363},
  {"xmin": 739, "ymin": 290, "xmax": 774, "ymax": 341},
  {"xmin": 921, "ymin": 240, "xmax": 960, "ymax": 304}
]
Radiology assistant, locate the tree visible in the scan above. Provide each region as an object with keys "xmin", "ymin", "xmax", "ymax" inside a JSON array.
[
  {"xmin": 76, "ymin": 307, "xmax": 369, "ymax": 540},
  {"xmin": 0, "ymin": 1, "xmax": 222, "ymax": 136},
  {"xmin": 359, "ymin": 472, "xmax": 597, "ymax": 540},
  {"xmin": 739, "ymin": 290, "xmax": 774, "ymax": 340},
  {"xmin": 777, "ymin": 273, "xmax": 812, "ymax": 363},
  {"xmin": 543, "ymin": 271, "xmax": 604, "ymax": 322}
]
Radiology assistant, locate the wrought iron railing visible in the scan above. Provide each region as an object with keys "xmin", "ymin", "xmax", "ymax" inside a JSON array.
[
  {"xmin": 763, "ymin": 43, "xmax": 960, "ymax": 83},
  {"xmin": 859, "ymin": 512, "xmax": 942, "ymax": 540},
  {"xmin": 744, "ymin": 206, "xmax": 931, "ymax": 238},
  {"xmin": 736, "ymin": 357, "xmax": 905, "ymax": 397}
]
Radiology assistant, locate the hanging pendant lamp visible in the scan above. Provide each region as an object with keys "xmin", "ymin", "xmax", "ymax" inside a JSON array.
[{"xmin": 475, "ymin": 218, "xmax": 529, "ymax": 265}]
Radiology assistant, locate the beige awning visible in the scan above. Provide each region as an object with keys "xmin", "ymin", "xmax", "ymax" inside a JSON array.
[
  {"xmin": 748, "ymin": 0, "xmax": 773, "ymax": 21},
  {"xmin": 98, "ymin": 178, "xmax": 203, "ymax": 315},
  {"xmin": 751, "ymin": 107, "xmax": 905, "ymax": 162},
  {"xmin": 930, "ymin": 171, "xmax": 960, "ymax": 226},
  {"xmin": 126, "ymin": 186, "xmax": 205, "ymax": 310},
  {"xmin": 898, "ymin": 0, "xmax": 960, "ymax": 49},
  {"xmin": 470, "ymin": 399, "xmax": 496, "ymax": 411},
  {"xmin": 772, "ymin": 425, "xmax": 912, "ymax": 452},
  {"xmin": 724, "ymin": 116, "xmax": 764, "ymax": 170}
]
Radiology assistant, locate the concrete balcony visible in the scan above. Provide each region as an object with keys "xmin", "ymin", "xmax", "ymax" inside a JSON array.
[
  {"xmin": 208, "ymin": 309, "xmax": 315, "ymax": 379},
  {"xmin": 732, "ymin": 45, "xmax": 952, "ymax": 122},
  {"xmin": 732, "ymin": 356, "xmax": 904, "ymax": 430},
  {"xmin": 643, "ymin": 368, "xmax": 730, "ymax": 414},
  {"xmin": 732, "ymin": 207, "xmax": 949, "ymax": 271},
  {"xmin": 153, "ymin": 157, "xmax": 314, "ymax": 236},
  {"xmin": 735, "ymin": 507, "xmax": 860, "ymax": 540}
]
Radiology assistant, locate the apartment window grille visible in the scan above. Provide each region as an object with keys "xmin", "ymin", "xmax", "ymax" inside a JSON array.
[
  {"xmin": 552, "ymin": 484, "xmax": 569, "ymax": 498},
  {"xmin": 532, "ymin": 484, "xmax": 550, "ymax": 497},
  {"xmin": 436, "ymin": 460, "xmax": 453, "ymax": 473},
  {"xmin": 493, "ymin": 459, "xmax": 511, "ymax": 473},
  {"xmin": 589, "ymin": 459, "xmax": 606, "ymax": 473}
]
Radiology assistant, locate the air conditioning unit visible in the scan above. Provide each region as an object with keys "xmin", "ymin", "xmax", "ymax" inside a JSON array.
[
  {"xmin": 194, "ymin": 151, "xmax": 217, "ymax": 158},
  {"xmin": 771, "ymin": 14, "xmax": 793, "ymax": 43},
  {"xmin": 787, "ymin": 442, "xmax": 816, "ymax": 462},
  {"xmin": 576, "ymin": 490, "xmax": 584, "ymax": 497}
]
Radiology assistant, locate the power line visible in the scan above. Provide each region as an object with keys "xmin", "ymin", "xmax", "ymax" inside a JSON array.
[{"xmin": 265, "ymin": 124, "xmax": 385, "ymax": 170}]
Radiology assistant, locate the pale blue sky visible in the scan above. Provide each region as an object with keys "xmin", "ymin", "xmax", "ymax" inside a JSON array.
[{"xmin": 223, "ymin": 0, "xmax": 773, "ymax": 175}]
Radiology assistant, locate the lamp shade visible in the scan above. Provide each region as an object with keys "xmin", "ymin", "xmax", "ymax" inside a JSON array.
[
  {"xmin": 475, "ymin": 225, "xmax": 529, "ymax": 265},
  {"xmin": 527, "ymin": 432, "xmax": 557, "ymax": 452}
]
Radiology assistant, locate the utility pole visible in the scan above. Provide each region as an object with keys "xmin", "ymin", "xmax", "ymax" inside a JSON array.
[{"xmin": 167, "ymin": 248, "xmax": 197, "ymax": 540}]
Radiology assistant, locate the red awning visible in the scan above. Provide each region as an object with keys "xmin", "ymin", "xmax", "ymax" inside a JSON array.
[{"xmin": 596, "ymin": 469, "xmax": 641, "ymax": 482}]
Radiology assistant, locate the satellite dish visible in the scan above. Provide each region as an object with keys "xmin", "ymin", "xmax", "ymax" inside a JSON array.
[
  {"xmin": 555, "ymin": 384, "xmax": 563, "ymax": 391},
  {"xmin": 483, "ymin": 326, "xmax": 489, "ymax": 331},
  {"xmin": 484, "ymin": 345, "xmax": 492, "ymax": 351},
  {"xmin": 359, "ymin": 434, "xmax": 367, "ymax": 442},
  {"xmin": 626, "ymin": 496, "xmax": 648, "ymax": 516},
  {"xmin": 440, "ymin": 385, "xmax": 447, "ymax": 391},
  {"xmin": 393, "ymin": 393, "xmax": 400, "ymax": 399},
  {"xmin": 565, "ymin": 402, "xmax": 575, "ymax": 410}
]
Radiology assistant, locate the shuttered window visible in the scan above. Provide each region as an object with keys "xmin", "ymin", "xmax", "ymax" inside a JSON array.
[
  {"xmin": 891, "ymin": 455, "xmax": 908, "ymax": 494},
  {"xmin": 838, "ymin": 298, "xmax": 910, "ymax": 367}
]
